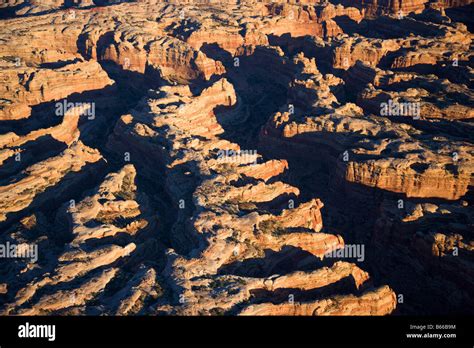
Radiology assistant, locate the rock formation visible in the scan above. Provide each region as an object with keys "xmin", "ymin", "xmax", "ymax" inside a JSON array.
[{"xmin": 0, "ymin": 0, "xmax": 472, "ymax": 316}]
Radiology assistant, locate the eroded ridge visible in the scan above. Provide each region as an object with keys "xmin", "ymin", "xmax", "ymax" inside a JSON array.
[
  {"xmin": 1, "ymin": 164, "xmax": 162, "ymax": 315},
  {"xmin": 106, "ymin": 78, "xmax": 396, "ymax": 315},
  {"xmin": 258, "ymin": 14, "xmax": 474, "ymax": 313}
]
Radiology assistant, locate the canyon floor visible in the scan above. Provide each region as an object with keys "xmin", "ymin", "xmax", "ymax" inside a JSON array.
[{"xmin": 0, "ymin": 0, "xmax": 473, "ymax": 316}]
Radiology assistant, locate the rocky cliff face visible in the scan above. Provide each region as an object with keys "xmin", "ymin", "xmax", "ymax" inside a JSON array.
[
  {"xmin": 0, "ymin": 0, "xmax": 472, "ymax": 315},
  {"xmin": 257, "ymin": 4, "xmax": 473, "ymax": 313},
  {"xmin": 339, "ymin": 0, "xmax": 473, "ymax": 15}
]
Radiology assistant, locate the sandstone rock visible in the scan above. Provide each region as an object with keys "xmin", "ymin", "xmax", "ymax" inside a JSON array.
[
  {"xmin": 0, "ymin": 141, "xmax": 102, "ymax": 222},
  {"xmin": 239, "ymin": 285, "xmax": 397, "ymax": 315},
  {"xmin": 0, "ymin": 60, "xmax": 113, "ymax": 120},
  {"xmin": 0, "ymin": 0, "xmax": 471, "ymax": 317}
]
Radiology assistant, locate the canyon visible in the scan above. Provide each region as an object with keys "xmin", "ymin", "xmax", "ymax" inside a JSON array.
[{"xmin": 0, "ymin": 0, "xmax": 472, "ymax": 316}]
